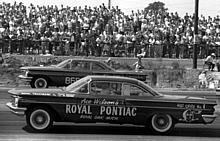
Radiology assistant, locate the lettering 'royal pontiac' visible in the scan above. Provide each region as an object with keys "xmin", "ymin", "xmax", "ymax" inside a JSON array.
[
  {"xmin": 6, "ymin": 75, "xmax": 219, "ymax": 135},
  {"xmin": 66, "ymin": 104, "xmax": 137, "ymax": 117}
]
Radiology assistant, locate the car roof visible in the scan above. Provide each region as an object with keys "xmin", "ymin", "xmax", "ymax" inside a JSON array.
[
  {"xmin": 69, "ymin": 58, "xmax": 105, "ymax": 62},
  {"xmin": 68, "ymin": 58, "xmax": 115, "ymax": 70},
  {"xmin": 85, "ymin": 75, "xmax": 140, "ymax": 83}
]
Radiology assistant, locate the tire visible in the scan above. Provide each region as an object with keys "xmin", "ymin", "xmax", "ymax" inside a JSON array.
[
  {"xmin": 149, "ymin": 113, "xmax": 174, "ymax": 135},
  {"xmin": 26, "ymin": 107, "xmax": 53, "ymax": 132},
  {"xmin": 31, "ymin": 77, "xmax": 48, "ymax": 88}
]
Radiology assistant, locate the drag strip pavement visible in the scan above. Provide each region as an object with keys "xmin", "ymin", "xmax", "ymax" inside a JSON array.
[
  {"xmin": 1, "ymin": 89, "xmax": 220, "ymax": 140},
  {"xmin": 0, "ymin": 99, "xmax": 26, "ymax": 134},
  {"xmin": 1, "ymin": 107, "xmax": 220, "ymax": 141}
]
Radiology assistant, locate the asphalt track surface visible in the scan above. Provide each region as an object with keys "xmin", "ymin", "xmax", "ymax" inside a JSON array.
[{"xmin": 1, "ymin": 87, "xmax": 220, "ymax": 141}]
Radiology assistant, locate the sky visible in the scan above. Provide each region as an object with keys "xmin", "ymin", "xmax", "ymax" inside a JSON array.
[{"xmin": 1, "ymin": 0, "xmax": 220, "ymax": 18}]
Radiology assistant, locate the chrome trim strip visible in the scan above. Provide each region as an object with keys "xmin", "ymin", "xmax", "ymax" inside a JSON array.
[
  {"xmin": 6, "ymin": 102, "xmax": 26, "ymax": 116},
  {"xmin": 21, "ymin": 100, "xmax": 211, "ymax": 111},
  {"xmin": 18, "ymin": 75, "xmax": 33, "ymax": 81},
  {"xmin": 125, "ymin": 98, "xmax": 215, "ymax": 104}
]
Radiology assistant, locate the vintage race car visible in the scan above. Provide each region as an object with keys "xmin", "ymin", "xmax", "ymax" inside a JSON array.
[
  {"xmin": 18, "ymin": 58, "xmax": 154, "ymax": 88},
  {"xmin": 6, "ymin": 75, "xmax": 218, "ymax": 134}
]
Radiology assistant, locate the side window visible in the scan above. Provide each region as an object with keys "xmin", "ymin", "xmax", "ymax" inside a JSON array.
[
  {"xmin": 110, "ymin": 82, "xmax": 122, "ymax": 95},
  {"xmin": 74, "ymin": 61, "xmax": 90, "ymax": 71},
  {"xmin": 123, "ymin": 83, "xmax": 151, "ymax": 96},
  {"xmin": 92, "ymin": 63, "xmax": 106, "ymax": 71},
  {"xmin": 90, "ymin": 81, "xmax": 122, "ymax": 95},
  {"xmin": 70, "ymin": 61, "xmax": 79, "ymax": 70}
]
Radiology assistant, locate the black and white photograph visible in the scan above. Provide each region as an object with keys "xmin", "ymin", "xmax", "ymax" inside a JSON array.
[{"xmin": 1, "ymin": 0, "xmax": 220, "ymax": 140}]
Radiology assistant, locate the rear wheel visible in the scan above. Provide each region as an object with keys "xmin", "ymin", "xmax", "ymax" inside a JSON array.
[
  {"xmin": 26, "ymin": 107, "xmax": 53, "ymax": 132},
  {"xmin": 30, "ymin": 77, "xmax": 48, "ymax": 88},
  {"xmin": 149, "ymin": 113, "xmax": 174, "ymax": 135}
]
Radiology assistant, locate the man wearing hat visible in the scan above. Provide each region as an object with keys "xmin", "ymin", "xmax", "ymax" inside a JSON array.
[
  {"xmin": 133, "ymin": 55, "xmax": 145, "ymax": 72},
  {"xmin": 204, "ymin": 53, "xmax": 216, "ymax": 71}
]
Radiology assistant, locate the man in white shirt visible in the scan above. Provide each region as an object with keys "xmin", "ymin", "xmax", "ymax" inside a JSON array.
[
  {"xmin": 198, "ymin": 71, "xmax": 208, "ymax": 88},
  {"xmin": 205, "ymin": 53, "xmax": 216, "ymax": 71}
]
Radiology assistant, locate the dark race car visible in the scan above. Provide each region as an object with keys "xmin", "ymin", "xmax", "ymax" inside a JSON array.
[
  {"xmin": 18, "ymin": 58, "xmax": 154, "ymax": 88},
  {"xmin": 6, "ymin": 75, "xmax": 218, "ymax": 134}
]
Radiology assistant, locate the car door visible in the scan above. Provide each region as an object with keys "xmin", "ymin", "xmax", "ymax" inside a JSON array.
[
  {"xmin": 63, "ymin": 80, "xmax": 95, "ymax": 122},
  {"xmin": 49, "ymin": 59, "xmax": 80, "ymax": 86},
  {"xmin": 122, "ymin": 82, "xmax": 155, "ymax": 124},
  {"xmin": 89, "ymin": 80, "xmax": 128, "ymax": 123}
]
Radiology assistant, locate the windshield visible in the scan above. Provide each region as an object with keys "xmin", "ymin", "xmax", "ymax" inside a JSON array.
[
  {"xmin": 55, "ymin": 59, "xmax": 72, "ymax": 68},
  {"xmin": 66, "ymin": 77, "xmax": 90, "ymax": 92}
]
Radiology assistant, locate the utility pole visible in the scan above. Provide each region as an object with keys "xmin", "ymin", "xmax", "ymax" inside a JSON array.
[
  {"xmin": 193, "ymin": 0, "xmax": 199, "ymax": 69},
  {"xmin": 108, "ymin": 0, "xmax": 111, "ymax": 9}
]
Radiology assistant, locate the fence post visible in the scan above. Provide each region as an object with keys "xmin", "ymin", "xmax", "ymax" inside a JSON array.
[{"xmin": 216, "ymin": 88, "xmax": 220, "ymax": 105}]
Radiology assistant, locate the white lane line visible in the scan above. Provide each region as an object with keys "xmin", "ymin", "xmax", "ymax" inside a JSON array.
[{"xmin": 0, "ymin": 121, "xmax": 25, "ymax": 123}]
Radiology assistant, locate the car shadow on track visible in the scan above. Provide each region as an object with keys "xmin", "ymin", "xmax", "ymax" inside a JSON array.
[
  {"xmin": 23, "ymin": 124, "xmax": 151, "ymax": 135},
  {"xmin": 23, "ymin": 124, "xmax": 220, "ymax": 137}
]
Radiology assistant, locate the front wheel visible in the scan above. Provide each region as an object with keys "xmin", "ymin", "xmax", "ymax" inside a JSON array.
[
  {"xmin": 31, "ymin": 77, "xmax": 48, "ymax": 88},
  {"xmin": 149, "ymin": 113, "xmax": 174, "ymax": 135},
  {"xmin": 26, "ymin": 107, "xmax": 53, "ymax": 132}
]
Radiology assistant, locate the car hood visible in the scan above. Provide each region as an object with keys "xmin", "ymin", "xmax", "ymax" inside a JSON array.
[{"xmin": 20, "ymin": 66, "xmax": 60, "ymax": 71}]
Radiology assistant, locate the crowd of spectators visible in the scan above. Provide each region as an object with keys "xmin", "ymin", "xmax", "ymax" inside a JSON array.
[{"xmin": 0, "ymin": 1, "xmax": 220, "ymax": 58}]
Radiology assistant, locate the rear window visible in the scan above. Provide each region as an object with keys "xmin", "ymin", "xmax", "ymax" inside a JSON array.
[
  {"xmin": 123, "ymin": 83, "xmax": 153, "ymax": 97},
  {"xmin": 92, "ymin": 63, "xmax": 106, "ymax": 71}
]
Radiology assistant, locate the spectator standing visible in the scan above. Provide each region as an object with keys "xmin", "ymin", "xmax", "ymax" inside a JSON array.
[
  {"xmin": 133, "ymin": 55, "xmax": 144, "ymax": 72},
  {"xmin": 204, "ymin": 53, "xmax": 216, "ymax": 71},
  {"xmin": 69, "ymin": 32, "xmax": 76, "ymax": 55},
  {"xmin": 0, "ymin": 1, "xmax": 220, "ymax": 58},
  {"xmin": 40, "ymin": 34, "xmax": 50, "ymax": 55},
  {"xmin": 0, "ymin": 52, "xmax": 3, "ymax": 64},
  {"xmin": 198, "ymin": 71, "xmax": 208, "ymax": 88}
]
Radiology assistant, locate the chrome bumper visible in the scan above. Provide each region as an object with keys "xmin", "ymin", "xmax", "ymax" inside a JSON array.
[
  {"xmin": 202, "ymin": 114, "xmax": 218, "ymax": 124},
  {"xmin": 6, "ymin": 102, "xmax": 26, "ymax": 116},
  {"xmin": 18, "ymin": 75, "xmax": 33, "ymax": 82}
]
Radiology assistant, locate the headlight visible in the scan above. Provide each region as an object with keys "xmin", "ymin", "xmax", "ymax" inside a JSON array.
[
  {"xmin": 12, "ymin": 96, "xmax": 20, "ymax": 107},
  {"xmin": 24, "ymin": 70, "xmax": 29, "ymax": 77},
  {"xmin": 14, "ymin": 97, "xmax": 19, "ymax": 107}
]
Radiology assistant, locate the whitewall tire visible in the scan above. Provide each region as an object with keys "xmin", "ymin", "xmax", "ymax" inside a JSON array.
[
  {"xmin": 34, "ymin": 78, "xmax": 48, "ymax": 88},
  {"xmin": 150, "ymin": 113, "xmax": 174, "ymax": 134},
  {"xmin": 27, "ymin": 108, "xmax": 53, "ymax": 132}
]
